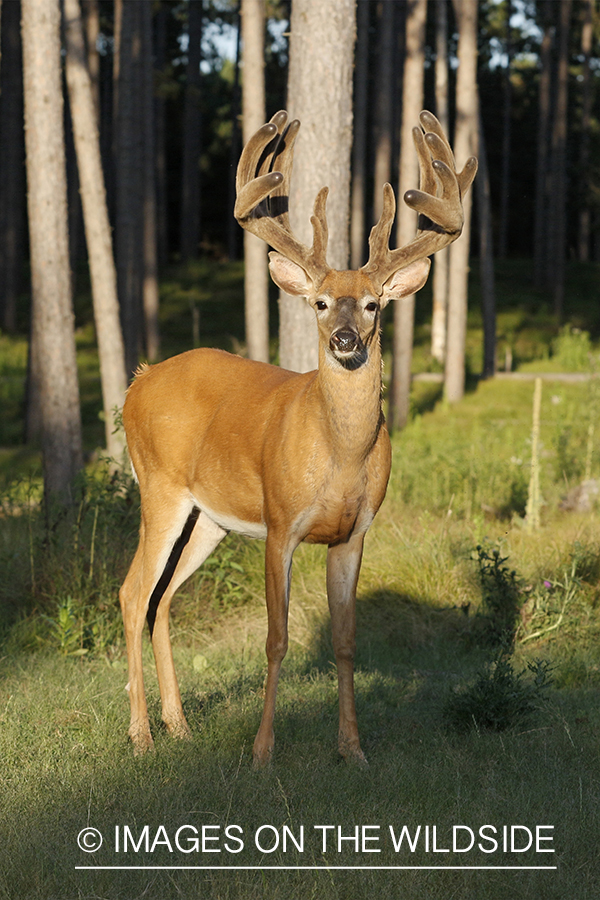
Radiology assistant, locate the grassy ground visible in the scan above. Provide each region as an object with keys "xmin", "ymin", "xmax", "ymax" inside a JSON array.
[{"xmin": 1, "ymin": 259, "xmax": 599, "ymax": 898}]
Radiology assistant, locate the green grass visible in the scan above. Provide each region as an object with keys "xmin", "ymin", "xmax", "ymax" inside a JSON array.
[{"xmin": 1, "ymin": 259, "xmax": 600, "ymax": 897}]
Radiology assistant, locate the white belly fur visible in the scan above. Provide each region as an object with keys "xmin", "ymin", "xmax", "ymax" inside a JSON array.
[{"xmin": 194, "ymin": 497, "xmax": 268, "ymax": 540}]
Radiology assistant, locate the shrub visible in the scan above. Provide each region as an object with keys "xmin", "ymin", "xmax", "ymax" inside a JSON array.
[{"xmin": 443, "ymin": 655, "xmax": 554, "ymax": 733}]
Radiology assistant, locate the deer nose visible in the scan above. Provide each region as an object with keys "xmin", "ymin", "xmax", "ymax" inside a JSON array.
[{"xmin": 330, "ymin": 330, "xmax": 359, "ymax": 353}]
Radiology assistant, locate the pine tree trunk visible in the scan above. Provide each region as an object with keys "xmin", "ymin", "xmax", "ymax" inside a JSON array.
[
  {"xmin": 279, "ymin": 0, "xmax": 356, "ymax": 373},
  {"xmin": 445, "ymin": 0, "xmax": 478, "ymax": 404},
  {"xmin": 431, "ymin": 0, "xmax": 449, "ymax": 364},
  {"xmin": 22, "ymin": 0, "xmax": 83, "ymax": 504},
  {"xmin": 389, "ymin": 0, "xmax": 427, "ymax": 431},
  {"xmin": 180, "ymin": 0, "xmax": 202, "ymax": 261},
  {"xmin": 578, "ymin": 0, "xmax": 593, "ymax": 262},
  {"xmin": 0, "ymin": 0, "xmax": 25, "ymax": 334},
  {"xmin": 241, "ymin": 0, "xmax": 269, "ymax": 362},
  {"xmin": 141, "ymin": 0, "xmax": 160, "ymax": 362},
  {"xmin": 350, "ymin": 0, "xmax": 369, "ymax": 269},
  {"xmin": 498, "ymin": 0, "xmax": 513, "ymax": 259},
  {"xmin": 477, "ymin": 114, "xmax": 496, "ymax": 379},
  {"xmin": 548, "ymin": 0, "xmax": 572, "ymax": 319},
  {"xmin": 115, "ymin": 0, "xmax": 144, "ymax": 376},
  {"xmin": 372, "ymin": 0, "xmax": 395, "ymax": 223},
  {"xmin": 154, "ymin": 2, "xmax": 170, "ymax": 267},
  {"xmin": 64, "ymin": 0, "xmax": 128, "ymax": 461},
  {"xmin": 533, "ymin": 6, "xmax": 552, "ymax": 289}
]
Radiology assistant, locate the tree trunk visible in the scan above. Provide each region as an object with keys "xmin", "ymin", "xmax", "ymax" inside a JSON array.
[
  {"xmin": 533, "ymin": 5, "xmax": 553, "ymax": 289},
  {"xmin": 372, "ymin": 0, "xmax": 395, "ymax": 222},
  {"xmin": 82, "ymin": 0, "xmax": 100, "ymax": 121},
  {"xmin": 180, "ymin": 0, "xmax": 202, "ymax": 261},
  {"xmin": 64, "ymin": 0, "xmax": 128, "ymax": 461},
  {"xmin": 279, "ymin": 0, "xmax": 356, "ymax": 373},
  {"xmin": 241, "ymin": 0, "xmax": 269, "ymax": 362},
  {"xmin": 115, "ymin": 0, "xmax": 144, "ymax": 376},
  {"xmin": 389, "ymin": 0, "xmax": 427, "ymax": 431},
  {"xmin": 431, "ymin": 0, "xmax": 449, "ymax": 364},
  {"xmin": 141, "ymin": 0, "xmax": 160, "ymax": 362},
  {"xmin": 22, "ymin": 0, "xmax": 83, "ymax": 504},
  {"xmin": 227, "ymin": 10, "xmax": 242, "ymax": 261},
  {"xmin": 498, "ymin": 0, "xmax": 512, "ymax": 259},
  {"xmin": 548, "ymin": 0, "xmax": 572, "ymax": 319},
  {"xmin": 578, "ymin": 0, "xmax": 593, "ymax": 262},
  {"xmin": 477, "ymin": 113, "xmax": 496, "ymax": 379},
  {"xmin": 350, "ymin": 0, "xmax": 369, "ymax": 269},
  {"xmin": 0, "ymin": 0, "xmax": 25, "ymax": 334},
  {"xmin": 444, "ymin": 0, "xmax": 478, "ymax": 404},
  {"xmin": 154, "ymin": 2, "xmax": 170, "ymax": 267}
]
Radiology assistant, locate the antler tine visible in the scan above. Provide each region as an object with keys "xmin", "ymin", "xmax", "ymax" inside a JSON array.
[
  {"xmin": 235, "ymin": 110, "xmax": 332, "ymax": 287},
  {"xmin": 362, "ymin": 110, "xmax": 477, "ymax": 294}
]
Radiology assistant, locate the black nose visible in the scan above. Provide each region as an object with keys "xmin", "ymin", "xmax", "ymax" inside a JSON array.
[{"xmin": 330, "ymin": 330, "xmax": 359, "ymax": 353}]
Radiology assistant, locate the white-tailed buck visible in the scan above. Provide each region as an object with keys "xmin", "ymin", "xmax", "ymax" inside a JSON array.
[{"xmin": 120, "ymin": 110, "xmax": 476, "ymax": 764}]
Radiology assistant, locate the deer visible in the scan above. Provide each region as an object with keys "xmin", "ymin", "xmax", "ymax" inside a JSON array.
[{"xmin": 119, "ymin": 110, "xmax": 476, "ymax": 766}]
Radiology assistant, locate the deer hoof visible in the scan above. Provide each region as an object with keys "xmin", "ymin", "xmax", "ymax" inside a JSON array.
[{"xmin": 129, "ymin": 726, "xmax": 155, "ymax": 755}]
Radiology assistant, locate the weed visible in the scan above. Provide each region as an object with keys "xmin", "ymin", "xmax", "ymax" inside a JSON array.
[
  {"xmin": 474, "ymin": 543, "xmax": 522, "ymax": 646},
  {"xmin": 551, "ymin": 325, "xmax": 592, "ymax": 371},
  {"xmin": 443, "ymin": 654, "xmax": 554, "ymax": 733}
]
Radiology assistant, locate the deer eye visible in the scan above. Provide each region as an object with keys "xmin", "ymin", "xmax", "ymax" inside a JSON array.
[
  {"xmin": 315, "ymin": 300, "xmax": 328, "ymax": 311},
  {"xmin": 365, "ymin": 301, "xmax": 378, "ymax": 312}
]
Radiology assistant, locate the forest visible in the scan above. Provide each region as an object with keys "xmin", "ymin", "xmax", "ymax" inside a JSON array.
[{"xmin": 1, "ymin": 2, "xmax": 600, "ymax": 899}]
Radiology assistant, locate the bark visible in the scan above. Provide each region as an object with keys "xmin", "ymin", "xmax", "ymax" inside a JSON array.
[
  {"xmin": 548, "ymin": 0, "xmax": 572, "ymax": 319},
  {"xmin": 389, "ymin": 0, "xmax": 427, "ymax": 431},
  {"xmin": 533, "ymin": 6, "xmax": 553, "ymax": 289},
  {"xmin": 22, "ymin": 0, "xmax": 83, "ymax": 504},
  {"xmin": 279, "ymin": 0, "xmax": 356, "ymax": 373},
  {"xmin": 115, "ymin": 0, "xmax": 144, "ymax": 376},
  {"xmin": 82, "ymin": 0, "xmax": 100, "ymax": 120},
  {"xmin": 241, "ymin": 0, "xmax": 269, "ymax": 362},
  {"xmin": 64, "ymin": 0, "xmax": 128, "ymax": 461},
  {"xmin": 498, "ymin": 0, "xmax": 512, "ymax": 259},
  {"xmin": 431, "ymin": 0, "xmax": 449, "ymax": 364},
  {"xmin": 0, "ymin": 0, "xmax": 25, "ymax": 334},
  {"xmin": 445, "ymin": 0, "xmax": 478, "ymax": 404},
  {"xmin": 227, "ymin": 10, "xmax": 242, "ymax": 261},
  {"xmin": 141, "ymin": 0, "xmax": 160, "ymax": 362},
  {"xmin": 372, "ymin": 0, "xmax": 396, "ymax": 222},
  {"xmin": 578, "ymin": 0, "xmax": 593, "ymax": 262},
  {"xmin": 477, "ymin": 114, "xmax": 496, "ymax": 379},
  {"xmin": 154, "ymin": 2, "xmax": 169, "ymax": 267},
  {"xmin": 180, "ymin": 0, "xmax": 202, "ymax": 261},
  {"xmin": 350, "ymin": 0, "xmax": 369, "ymax": 269}
]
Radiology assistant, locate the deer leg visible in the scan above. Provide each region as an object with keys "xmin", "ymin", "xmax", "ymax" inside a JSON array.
[
  {"xmin": 119, "ymin": 494, "xmax": 197, "ymax": 754},
  {"xmin": 327, "ymin": 531, "xmax": 366, "ymax": 763},
  {"xmin": 253, "ymin": 535, "xmax": 294, "ymax": 767},
  {"xmin": 150, "ymin": 510, "xmax": 226, "ymax": 738}
]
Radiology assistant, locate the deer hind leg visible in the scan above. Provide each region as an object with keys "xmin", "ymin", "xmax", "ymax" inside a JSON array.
[
  {"xmin": 327, "ymin": 531, "xmax": 367, "ymax": 764},
  {"xmin": 119, "ymin": 493, "xmax": 206, "ymax": 753},
  {"xmin": 149, "ymin": 509, "xmax": 226, "ymax": 738},
  {"xmin": 253, "ymin": 535, "xmax": 294, "ymax": 767}
]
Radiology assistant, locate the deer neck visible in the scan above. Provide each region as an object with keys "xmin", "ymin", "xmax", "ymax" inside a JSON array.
[{"xmin": 314, "ymin": 334, "xmax": 384, "ymax": 461}]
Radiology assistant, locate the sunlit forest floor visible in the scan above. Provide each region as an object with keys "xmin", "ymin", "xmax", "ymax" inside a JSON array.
[{"xmin": 0, "ymin": 258, "xmax": 599, "ymax": 899}]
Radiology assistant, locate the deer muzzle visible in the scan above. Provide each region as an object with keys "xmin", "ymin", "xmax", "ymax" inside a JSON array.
[{"xmin": 330, "ymin": 329, "xmax": 361, "ymax": 355}]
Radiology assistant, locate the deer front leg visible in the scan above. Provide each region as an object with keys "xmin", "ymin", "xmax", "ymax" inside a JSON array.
[
  {"xmin": 253, "ymin": 535, "xmax": 294, "ymax": 767},
  {"xmin": 327, "ymin": 531, "xmax": 366, "ymax": 764}
]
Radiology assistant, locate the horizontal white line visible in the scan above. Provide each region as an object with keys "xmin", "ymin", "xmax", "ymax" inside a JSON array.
[{"xmin": 76, "ymin": 865, "xmax": 558, "ymax": 871}]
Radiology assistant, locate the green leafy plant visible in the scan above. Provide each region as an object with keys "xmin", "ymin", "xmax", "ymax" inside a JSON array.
[
  {"xmin": 443, "ymin": 655, "xmax": 554, "ymax": 733},
  {"xmin": 474, "ymin": 543, "xmax": 522, "ymax": 646}
]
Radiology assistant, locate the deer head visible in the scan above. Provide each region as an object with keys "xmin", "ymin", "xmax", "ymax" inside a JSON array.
[{"xmin": 235, "ymin": 109, "xmax": 477, "ymax": 367}]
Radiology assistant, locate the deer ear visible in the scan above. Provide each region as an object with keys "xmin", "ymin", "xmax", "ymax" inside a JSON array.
[
  {"xmin": 380, "ymin": 258, "xmax": 431, "ymax": 308},
  {"xmin": 268, "ymin": 252, "xmax": 314, "ymax": 296}
]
